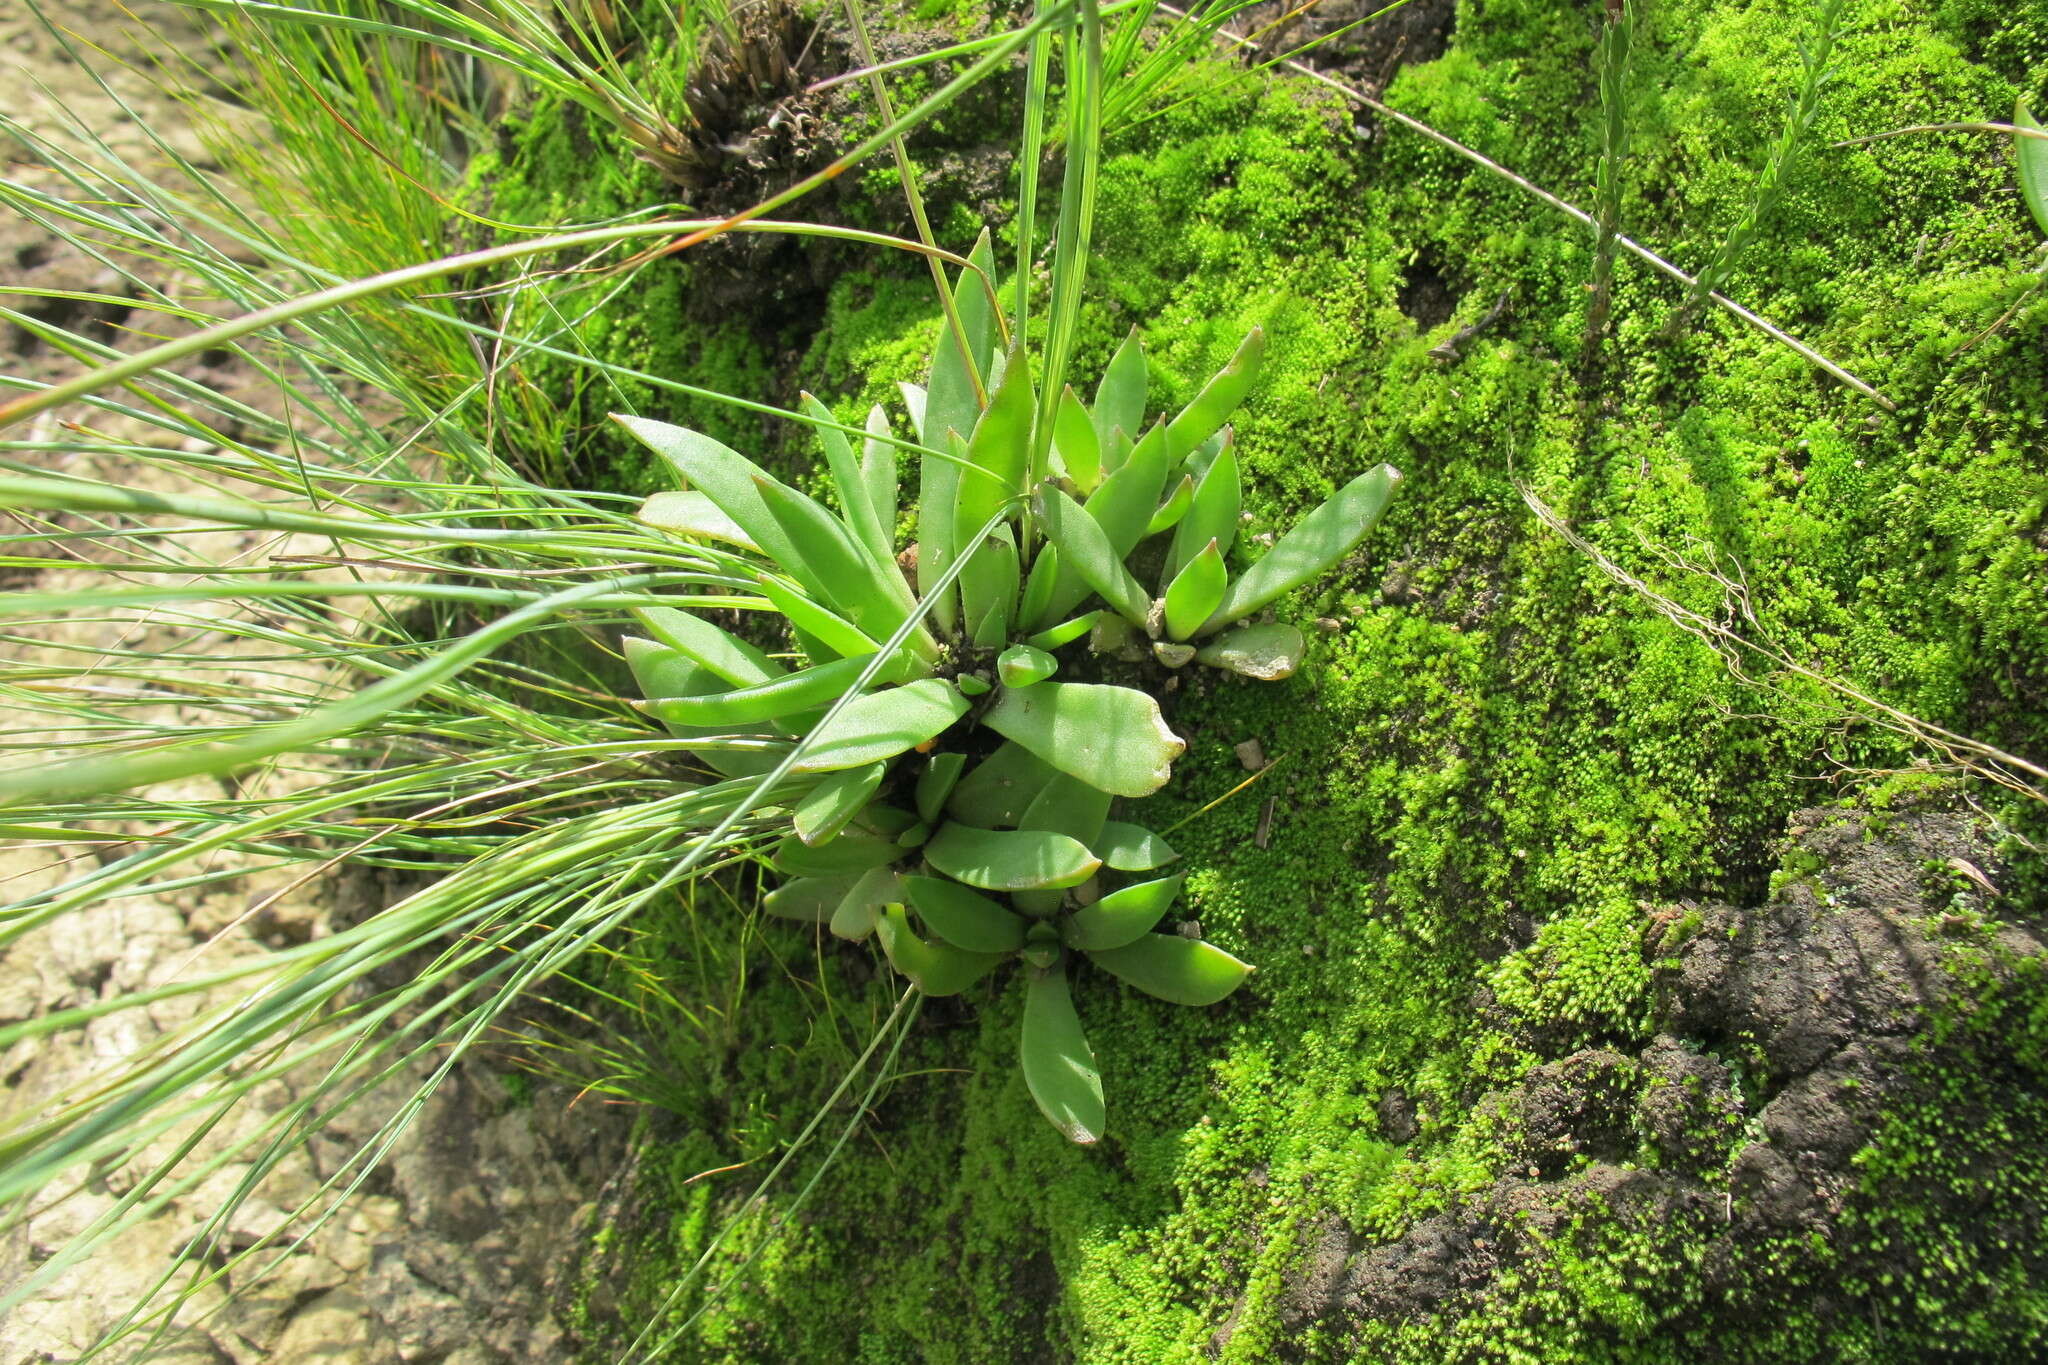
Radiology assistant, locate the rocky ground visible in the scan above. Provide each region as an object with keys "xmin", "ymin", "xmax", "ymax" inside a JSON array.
[{"xmin": 0, "ymin": 2, "xmax": 631, "ymax": 1360}]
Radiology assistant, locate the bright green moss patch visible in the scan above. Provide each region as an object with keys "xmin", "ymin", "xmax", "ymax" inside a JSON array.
[{"xmin": 492, "ymin": 2, "xmax": 2048, "ymax": 1359}]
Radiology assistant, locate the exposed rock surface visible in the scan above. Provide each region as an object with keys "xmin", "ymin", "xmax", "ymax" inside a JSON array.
[
  {"xmin": 1259, "ymin": 801, "xmax": 2048, "ymax": 1357},
  {"xmin": 1, "ymin": 4, "xmax": 634, "ymax": 1359}
]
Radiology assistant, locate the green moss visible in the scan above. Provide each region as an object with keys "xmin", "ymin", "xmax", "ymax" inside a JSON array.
[{"xmin": 485, "ymin": 2, "xmax": 2048, "ymax": 1359}]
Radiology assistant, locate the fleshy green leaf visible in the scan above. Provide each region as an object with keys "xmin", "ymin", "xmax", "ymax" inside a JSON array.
[
  {"xmin": 830, "ymin": 865, "xmax": 901, "ymax": 941},
  {"xmin": 923, "ymin": 823, "xmax": 1102, "ymax": 891},
  {"xmin": 1201, "ymin": 464, "xmax": 1402, "ymax": 634},
  {"xmin": 803, "ymin": 391, "xmax": 894, "ymax": 571},
  {"xmin": 1062, "ymin": 874, "xmax": 1186, "ymax": 951},
  {"xmin": 792, "ymin": 678, "xmax": 971, "ymax": 772},
  {"xmin": 793, "ymin": 762, "xmax": 886, "ymax": 846},
  {"xmin": 635, "ymin": 604, "xmax": 781, "ymax": 686},
  {"xmin": 957, "ymin": 673, "xmax": 992, "ymax": 697},
  {"xmin": 1091, "ymin": 326, "xmax": 1146, "ymax": 466},
  {"xmin": 953, "ymin": 347, "xmax": 1034, "ymax": 569},
  {"xmin": 1085, "ymin": 420, "xmax": 1171, "ymax": 557},
  {"xmin": 949, "ymin": 741, "xmax": 1060, "ymax": 827},
  {"xmin": 1017, "ymin": 544, "xmax": 1060, "ymax": 633},
  {"xmin": 983, "ymin": 682, "xmax": 1185, "ymax": 799},
  {"xmin": 1024, "ymin": 610, "xmax": 1100, "ymax": 652},
  {"xmin": 958, "ymin": 517, "xmax": 1020, "ymax": 651},
  {"xmin": 1086, "ymin": 934, "xmax": 1253, "ymax": 1006},
  {"xmin": 2018, "ymin": 101, "xmax": 2048, "ymax": 238},
  {"xmin": 645, "ymin": 654, "xmax": 900, "ymax": 727},
  {"xmin": 1146, "ymin": 474, "xmax": 1195, "ymax": 536},
  {"xmin": 896, "ymin": 381, "xmax": 927, "ymax": 440},
  {"xmin": 1195, "ymin": 623, "xmax": 1306, "ymax": 680},
  {"xmin": 771, "ymin": 832, "xmax": 899, "ymax": 879},
  {"xmin": 1094, "ymin": 822, "xmax": 1177, "ymax": 871},
  {"xmin": 1021, "ymin": 963, "xmax": 1105, "ymax": 1144},
  {"xmin": 997, "ymin": 644, "xmax": 1059, "ymax": 688},
  {"xmin": 915, "ymin": 751, "xmax": 967, "ymax": 825},
  {"xmin": 612, "ymin": 416, "xmax": 831, "ymax": 603},
  {"xmin": 1035, "ymin": 485, "xmax": 1149, "ymax": 626},
  {"xmin": 918, "ymin": 229, "xmax": 1000, "ymax": 629},
  {"xmin": 1163, "ymin": 328, "xmax": 1263, "ymax": 463},
  {"xmin": 904, "ymin": 876, "xmax": 1028, "ymax": 953},
  {"xmin": 1019, "ymin": 770, "xmax": 1112, "ymax": 849},
  {"xmin": 636, "ymin": 490, "xmax": 758, "ymax": 551},
  {"xmin": 762, "ymin": 876, "xmax": 852, "ymax": 922},
  {"xmin": 754, "ymin": 576, "xmax": 879, "ymax": 662},
  {"xmin": 753, "ymin": 475, "xmax": 922, "ymax": 650},
  {"xmin": 861, "ymin": 404, "xmax": 899, "ymax": 547},
  {"xmin": 1162, "ymin": 539, "xmax": 1227, "ymax": 641},
  {"xmin": 1168, "ymin": 438, "xmax": 1240, "ymax": 579},
  {"xmin": 1053, "ymin": 384, "xmax": 1101, "ymax": 493},
  {"xmin": 876, "ymin": 905, "xmax": 1008, "ymax": 995}
]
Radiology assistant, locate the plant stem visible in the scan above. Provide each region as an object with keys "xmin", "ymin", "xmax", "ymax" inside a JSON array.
[
  {"xmin": 1664, "ymin": 0, "xmax": 1848, "ymax": 338},
  {"xmin": 1583, "ymin": 0, "xmax": 1635, "ymax": 356}
]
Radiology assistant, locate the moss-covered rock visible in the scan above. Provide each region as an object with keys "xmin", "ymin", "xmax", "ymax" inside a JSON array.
[{"xmin": 484, "ymin": 1, "xmax": 2048, "ymax": 1358}]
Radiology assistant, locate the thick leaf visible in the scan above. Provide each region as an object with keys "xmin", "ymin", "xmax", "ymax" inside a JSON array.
[
  {"xmin": 949, "ymin": 741, "xmax": 1060, "ymax": 828},
  {"xmin": 2018, "ymin": 101, "xmax": 2048, "ymax": 238},
  {"xmin": 1087, "ymin": 934, "xmax": 1253, "ymax": 1006},
  {"xmin": 830, "ymin": 865, "xmax": 901, "ymax": 941},
  {"xmin": 1087, "ymin": 420, "xmax": 1172, "ymax": 556},
  {"xmin": 958, "ymin": 520, "xmax": 1021, "ymax": 651},
  {"xmin": 645, "ymin": 654, "xmax": 897, "ymax": 727},
  {"xmin": 897, "ymin": 381, "xmax": 928, "ymax": 440},
  {"xmin": 1035, "ymin": 485, "xmax": 1149, "ymax": 626},
  {"xmin": 793, "ymin": 678, "xmax": 970, "ymax": 772},
  {"xmin": 1021, "ymin": 963, "xmax": 1105, "ymax": 1144},
  {"xmin": 983, "ymin": 682, "xmax": 1185, "ymax": 799},
  {"xmin": 1063, "ymin": 874, "xmax": 1186, "ymax": 951},
  {"xmin": 1168, "ymin": 438, "xmax": 1240, "ymax": 579},
  {"xmin": 1163, "ymin": 328, "xmax": 1263, "ymax": 463},
  {"xmin": 953, "ymin": 345, "xmax": 1035, "ymax": 565},
  {"xmin": 997, "ymin": 643, "xmax": 1059, "ymax": 688},
  {"xmin": 915, "ymin": 751, "xmax": 967, "ymax": 824},
  {"xmin": 771, "ymin": 831, "xmax": 899, "ymax": 879},
  {"xmin": 613, "ymin": 416, "xmax": 831, "ymax": 603},
  {"xmin": 876, "ymin": 905, "xmax": 1008, "ymax": 995},
  {"xmin": 1091, "ymin": 326, "xmax": 1147, "ymax": 468},
  {"xmin": 1202, "ymin": 464, "xmax": 1402, "ymax": 635},
  {"xmin": 1094, "ymin": 821, "xmax": 1178, "ymax": 871},
  {"xmin": 860, "ymin": 404, "xmax": 899, "ymax": 546},
  {"xmin": 803, "ymin": 391, "xmax": 894, "ymax": 571},
  {"xmin": 1019, "ymin": 771, "xmax": 1112, "ymax": 849},
  {"xmin": 624, "ymin": 637, "xmax": 785, "ymax": 773},
  {"xmin": 1017, "ymin": 544, "xmax": 1060, "ymax": 633},
  {"xmin": 904, "ymin": 875, "xmax": 1027, "ymax": 953},
  {"xmin": 1163, "ymin": 539, "xmax": 1227, "ymax": 641},
  {"xmin": 1146, "ymin": 474, "xmax": 1195, "ymax": 536},
  {"xmin": 762, "ymin": 875, "xmax": 853, "ymax": 922},
  {"xmin": 793, "ymin": 762, "xmax": 886, "ymax": 846},
  {"xmin": 1152, "ymin": 641, "xmax": 1195, "ymax": 669},
  {"xmin": 1024, "ymin": 610, "xmax": 1100, "ymax": 652},
  {"xmin": 754, "ymin": 575, "xmax": 878, "ymax": 662},
  {"xmin": 1195, "ymin": 623, "xmax": 1306, "ymax": 680},
  {"xmin": 635, "ymin": 604, "xmax": 781, "ymax": 686},
  {"xmin": 1053, "ymin": 384, "xmax": 1101, "ymax": 493},
  {"xmin": 637, "ymin": 490, "xmax": 758, "ymax": 551},
  {"xmin": 918, "ymin": 229, "xmax": 1000, "ymax": 628},
  {"xmin": 753, "ymin": 475, "xmax": 921, "ymax": 651},
  {"xmin": 923, "ymin": 823, "xmax": 1102, "ymax": 891}
]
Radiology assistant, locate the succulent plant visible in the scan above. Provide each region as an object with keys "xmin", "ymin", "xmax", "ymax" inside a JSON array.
[{"xmin": 615, "ymin": 231, "xmax": 1400, "ymax": 1141}]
